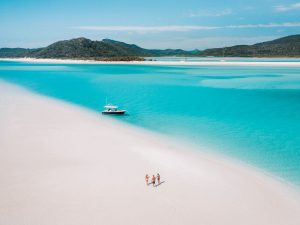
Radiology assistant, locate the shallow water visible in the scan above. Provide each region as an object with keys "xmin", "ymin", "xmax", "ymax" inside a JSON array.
[{"xmin": 1, "ymin": 61, "xmax": 300, "ymax": 185}]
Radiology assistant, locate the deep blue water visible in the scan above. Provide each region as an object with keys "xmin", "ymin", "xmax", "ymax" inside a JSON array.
[{"xmin": 1, "ymin": 61, "xmax": 300, "ymax": 185}]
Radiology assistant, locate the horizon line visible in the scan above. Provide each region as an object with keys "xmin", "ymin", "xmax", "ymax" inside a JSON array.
[{"xmin": 72, "ymin": 22, "xmax": 300, "ymax": 32}]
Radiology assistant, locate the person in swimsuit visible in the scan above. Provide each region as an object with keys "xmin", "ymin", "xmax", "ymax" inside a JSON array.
[
  {"xmin": 152, "ymin": 175, "xmax": 156, "ymax": 187},
  {"xmin": 145, "ymin": 174, "xmax": 149, "ymax": 185},
  {"xmin": 157, "ymin": 173, "xmax": 160, "ymax": 185}
]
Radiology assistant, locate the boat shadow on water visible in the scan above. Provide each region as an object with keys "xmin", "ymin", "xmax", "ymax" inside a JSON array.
[{"xmin": 101, "ymin": 112, "xmax": 130, "ymax": 116}]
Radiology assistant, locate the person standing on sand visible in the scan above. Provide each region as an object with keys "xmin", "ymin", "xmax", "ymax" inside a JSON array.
[
  {"xmin": 145, "ymin": 174, "xmax": 149, "ymax": 185},
  {"xmin": 157, "ymin": 173, "xmax": 160, "ymax": 185},
  {"xmin": 152, "ymin": 175, "xmax": 156, "ymax": 187}
]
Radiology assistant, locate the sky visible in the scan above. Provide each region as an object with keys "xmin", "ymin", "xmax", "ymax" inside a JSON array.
[{"xmin": 0, "ymin": 0, "xmax": 300, "ymax": 50}]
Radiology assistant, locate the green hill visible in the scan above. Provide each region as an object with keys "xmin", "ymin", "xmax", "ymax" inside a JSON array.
[
  {"xmin": 33, "ymin": 38, "xmax": 146, "ymax": 58},
  {"xmin": 198, "ymin": 35, "xmax": 300, "ymax": 57}
]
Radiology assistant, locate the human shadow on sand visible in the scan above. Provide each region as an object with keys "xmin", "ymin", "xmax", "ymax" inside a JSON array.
[{"xmin": 154, "ymin": 181, "xmax": 165, "ymax": 187}]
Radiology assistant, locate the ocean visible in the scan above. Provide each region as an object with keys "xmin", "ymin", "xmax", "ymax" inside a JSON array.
[{"xmin": 1, "ymin": 60, "xmax": 300, "ymax": 185}]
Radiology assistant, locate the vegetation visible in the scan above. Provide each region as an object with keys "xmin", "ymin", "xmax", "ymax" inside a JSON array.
[
  {"xmin": 0, "ymin": 48, "xmax": 41, "ymax": 58},
  {"xmin": 0, "ymin": 35, "xmax": 300, "ymax": 60},
  {"xmin": 198, "ymin": 35, "xmax": 300, "ymax": 57}
]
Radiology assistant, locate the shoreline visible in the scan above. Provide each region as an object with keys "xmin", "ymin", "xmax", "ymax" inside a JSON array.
[
  {"xmin": 1, "ymin": 57, "xmax": 300, "ymax": 67},
  {"xmin": 1, "ymin": 81, "xmax": 300, "ymax": 225}
]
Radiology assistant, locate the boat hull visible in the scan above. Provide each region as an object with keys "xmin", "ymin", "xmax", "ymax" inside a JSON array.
[{"xmin": 102, "ymin": 110, "xmax": 126, "ymax": 115}]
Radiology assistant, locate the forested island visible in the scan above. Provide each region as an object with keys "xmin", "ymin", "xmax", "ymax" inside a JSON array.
[{"xmin": 0, "ymin": 35, "xmax": 299, "ymax": 60}]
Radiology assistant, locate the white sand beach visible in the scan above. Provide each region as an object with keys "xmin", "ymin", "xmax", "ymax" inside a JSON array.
[
  {"xmin": 1, "ymin": 57, "xmax": 300, "ymax": 67},
  {"xmin": 0, "ymin": 81, "xmax": 300, "ymax": 225}
]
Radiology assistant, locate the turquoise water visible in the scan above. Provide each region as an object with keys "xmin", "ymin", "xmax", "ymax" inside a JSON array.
[{"xmin": 1, "ymin": 61, "xmax": 300, "ymax": 185}]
